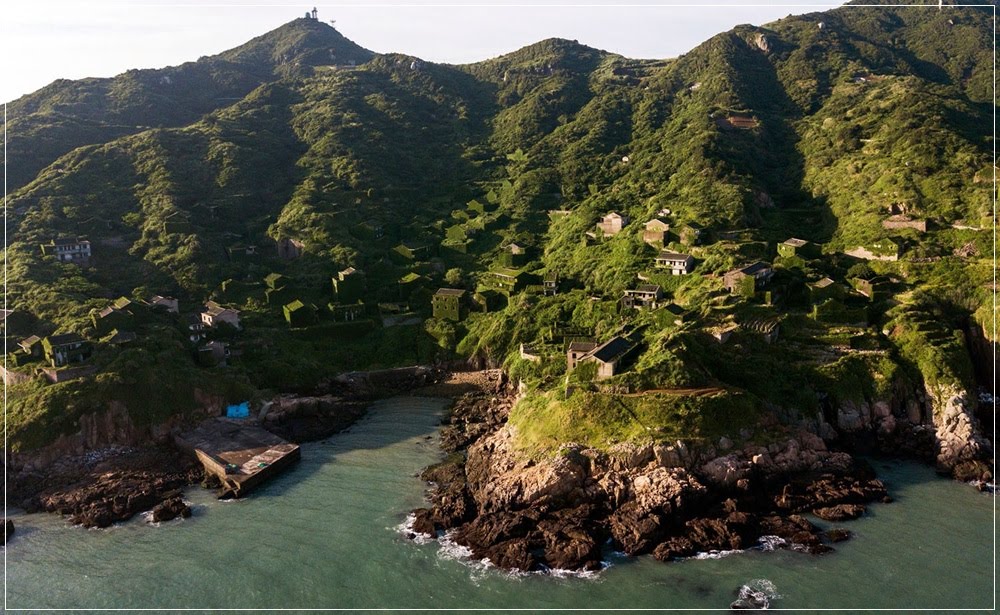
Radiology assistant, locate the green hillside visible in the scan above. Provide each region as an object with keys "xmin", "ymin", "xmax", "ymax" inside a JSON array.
[{"xmin": 3, "ymin": 5, "xmax": 994, "ymax": 454}]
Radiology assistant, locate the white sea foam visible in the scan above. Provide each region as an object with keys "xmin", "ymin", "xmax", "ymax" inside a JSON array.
[
  {"xmin": 689, "ymin": 548, "xmax": 743, "ymax": 560},
  {"xmin": 732, "ymin": 578, "xmax": 782, "ymax": 609},
  {"xmin": 756, "ymin": 535, "xmax": 787, "ymax": 551},
  {"xmin": 395, "ymin": 513, "xmax": 435, "ymax": 544}
]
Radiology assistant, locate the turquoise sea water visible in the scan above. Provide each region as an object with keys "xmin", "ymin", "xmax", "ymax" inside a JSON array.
[{"xmin": 5, "ymin": 397, "xmax": 996, "ymax": 610}]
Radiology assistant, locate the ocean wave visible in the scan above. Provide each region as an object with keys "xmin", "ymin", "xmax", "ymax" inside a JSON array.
[
  {"xmin": 756, "ymin": 535, "xmax": 787, "ymax": 551},
  {"xmin": 397, "ymin": 521, "xmax": 611, "ymax": 580},
  {"xmin": 689, "ymin": 548, "xmax": 743, "ymax": 560},
  {"xmin": 731, "ymin": 578, "xmax": 782, "ymax": 609},
  {"xmin": 394, "ymin": 513, "xmax": 435, "ymax": 545}
]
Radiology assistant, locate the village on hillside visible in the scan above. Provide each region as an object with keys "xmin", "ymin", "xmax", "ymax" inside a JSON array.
[{"xmin": 2, "ymin": 177, "xmax": 946, "ymax": 401}]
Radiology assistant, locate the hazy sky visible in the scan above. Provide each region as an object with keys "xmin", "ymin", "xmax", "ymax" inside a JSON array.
[{"xmin": 2, "ymin": 1, "xmax": 847, "ymax": 103}]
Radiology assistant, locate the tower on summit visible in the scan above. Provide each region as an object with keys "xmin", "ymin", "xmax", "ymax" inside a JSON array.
[{"xmin": 311, "ymin": 7, "xmax": 318, "ymax": 19}]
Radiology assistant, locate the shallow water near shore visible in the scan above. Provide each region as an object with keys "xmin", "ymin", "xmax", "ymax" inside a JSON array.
[{"xmin": 5, "ymin": 396, "xmax": 996, "ymax": 610}]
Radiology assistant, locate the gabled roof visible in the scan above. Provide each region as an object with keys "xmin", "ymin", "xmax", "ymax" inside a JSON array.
[
  {"xmin": 782, "ymin": 237, "xmax": 810, "ymax": 247},
  {"xmin": 285, "ymin": 299, "xmax": 313, "ymax": 312},
  {"xmin": 657, "ymin": 251, "xmax": 691, "ymax": 261},
  {"xmin": 740, "ymin": 262, "xmax": 771, "ymax": 276},
  {"xmin": 204, "ymin": 301, "xmax": 238, "ymax": 316},
  {"xmin": 810, "ymin": 277, "xmax": 835, "ymax": 289},
  {"xmin": 399, "ymin": 272, "xmax": 428, "ymax": 283},
  {"xmin": 339, "ymin": 266, "xmax": 359, "ymax": 277},
  {"xmin": 51, "ymin": 237, "xmax": 89, "ymax": 246},
  {"xmin": 602, "ymin": 211, "xmax": 626, "ymax": 220},
  {"xmin": 106, "ymin": 330, "xmax": 137, "ymax": 345},
  {"xmin": 634, "ymin": 284, "xmax": 662, "ymax": 294},
  {"xmin": 645, "ymin": 217, "xmax": 670, "ymax": 229},
  {"xmin": 567, "ymin": 341, "xmax": 598, "ymax": 353},
  {"xmin": 587, "ymin": 336, "xmax": 633, "ymax": 363},
  {"xmin": 492, "ymin": 267, "xmax": 524, "ymax": 278},
  {"xmin": 19, "ymin": 335, "xmax": 41, "ymax": 348},
  {"xmin": 46, "ymin": 332, "xmax": 85, "ymax": 346},
  {"xmin": 435, "ymin": 288, "xmax": 466, "ymax": 297}
]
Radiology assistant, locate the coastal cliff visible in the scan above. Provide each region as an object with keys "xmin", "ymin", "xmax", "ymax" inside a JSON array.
[{"xmin": 410, "ymin": 376, "xmax": 890, "ymax": 572}]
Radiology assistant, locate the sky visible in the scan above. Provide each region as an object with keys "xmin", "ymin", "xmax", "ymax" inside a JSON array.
[{"xmin": 1, "ymin": 1, "xmax": 848, "ymax": 103}]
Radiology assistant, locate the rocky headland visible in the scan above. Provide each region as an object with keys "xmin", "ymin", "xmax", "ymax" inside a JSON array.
[{"xmin": 409, "ymin": 372, "xmax": 991, "ymax": 572}]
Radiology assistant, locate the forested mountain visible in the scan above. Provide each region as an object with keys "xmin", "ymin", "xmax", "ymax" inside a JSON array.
[{"xmin": 3, "ymin": 3, "xmax": 993, "ymax": 463}]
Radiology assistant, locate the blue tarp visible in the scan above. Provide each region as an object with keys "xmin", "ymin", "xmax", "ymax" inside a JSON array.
[{"xmin": 226, "ymin": 402, "xmax": 250, "ymax": 418}]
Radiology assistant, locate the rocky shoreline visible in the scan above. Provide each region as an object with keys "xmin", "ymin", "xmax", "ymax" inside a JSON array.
[
  {"xmin": 11, "ymin": 446, "xmax": 202, "ymax": 529},
  {"xmin": 6, "ymin": 366, "xmax": 447, "ymax": 531},
  {"xmin": 409, "ymin": 377, "xmax": 900, "ymax": 572}
]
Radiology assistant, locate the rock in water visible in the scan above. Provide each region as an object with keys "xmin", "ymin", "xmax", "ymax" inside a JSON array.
[
  {"xmin": 812, "ymin": 504, "xmax": 866, "ymax": 521},
  {"xmin": 150, "ymin": 496, "xmax": 192, "ymax": 523},
  {"xmin": 3, "ymin": 519, "xmax": 14, "ymax": 544}
]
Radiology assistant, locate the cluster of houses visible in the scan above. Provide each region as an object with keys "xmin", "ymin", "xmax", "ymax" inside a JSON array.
[{"xmin": 2, "ymin": 295, "xmax": 245, "ymax": 384}]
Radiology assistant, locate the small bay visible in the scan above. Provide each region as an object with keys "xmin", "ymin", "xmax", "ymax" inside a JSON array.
[{"xmin": 5, "ymin": 397, "xmax": 995, "ymax": 610}]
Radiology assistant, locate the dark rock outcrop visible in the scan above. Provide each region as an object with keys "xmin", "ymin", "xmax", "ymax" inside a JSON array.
[
  {"xmin": 410, "ymin": 386, "xmax": 891, "ymax": 572},
  {"xmin": 4, "ymin": 519, "xmax": 14, "ymax": 544},
  {"xmin": 150, "ymin": 495, "xmax": 192, "ymax": 523}
]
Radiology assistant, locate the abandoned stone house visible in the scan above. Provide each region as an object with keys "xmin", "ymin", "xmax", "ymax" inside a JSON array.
[
  {"xmin": 777, "ymin": 237, "xmax": 817, "ymax": 258},
  {"xmin": 333, "ymin": 267, "xmax": 366, "ymax": 303},
  {"xmin": 808, "ymin": 277, "xmax": 844, "ymax": 303},
  {"xmin": 571, "ymin": 335, "xmax": 638, "ymax": 380},
  {"xmin": 42, "ymin": 333, "xmax": 93, "ymax": 368},
  {"xmin": 505, "ymin": 243, "xmax": 530, "ymax": 267},
  {"xmin": 597, "ymin": 212, "xmax": 630, "ymax": 237},
  {"xmin": 41, "ymin": 237, "xmax": 91, "ymax": 263},
  {"xmin": 283, "ymin": 300, "xmax": 318, "ymax": 328},
  {"xmin": 622, "ymin": 285, "xmax": 664, "ymax": 310},
  {"xmin": 432, "ymin": 288, "xmax": 467, "ymax": 322},
  {"xmin": 654, "ymin": 251, "xmax": 694, "ymax": 275},
  {"xmin": 92, "ymin": 305, "xmax": 134, "ymax": 336},
  {"xmin": 329, "ymin": 302, "xmax": 366, "ymax": 322},
  {"xmin": 489, "ymin": 268, "xmax": 529, "ymax": 293},
  {"xmin": 277, "ymin": 238, "xmax": 305, "ymax": 259},
  {"xmin": 201, "ymin": 301, "xmax": 241, "ymax": 329},
  {"xmin": 642, "ymin": 218, "xmax": 670, "ymax": 244},
  {"xmin": 543, "ymin": 272, "xmax": 559, "ymax": 296},
  {"xmin": 18, "ymin": 335, "xmax": 43, "ymax": 358},
  {"xmin": 566, "ymin": 340, "xmax": 599, "ymax": 371},
  {"xmin": 723, "ymin": 262, "xmax": 774, "ymax": 294},
  {"xmin": 149, "ymin": 295, "xmax": 179, "ymax": 314}
]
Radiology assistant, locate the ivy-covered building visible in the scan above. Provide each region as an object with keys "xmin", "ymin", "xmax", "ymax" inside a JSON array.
[
  {"xmin": 42, "ymin": 333, "xmax": 92, "ymax": 367},
  {"xmin": 283, "ymin": 300, "xmax": 318, "ymax": 328},
  {"xmin": 724, "ymin": 262, "xmax": 774, "ymax": 296},
  {"xmin": 432, "ymin": 288, "xmax": 467, "ymax": 322},
  {"xmin": 332, "ymin": 267, "xmax": 366, "ymax": 303}
]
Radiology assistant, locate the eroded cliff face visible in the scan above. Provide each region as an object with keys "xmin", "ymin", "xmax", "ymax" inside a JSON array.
[
  {"xmin": 6, "ymin": 391, "xmax": 224, "ymax": 476},
  {"xmin": 927, "ymin": 385, "xmax": 992, "ymax": 477},
  {"xmin": 825, "ymin": 377, "xmax": 992, "ymax": 481}
]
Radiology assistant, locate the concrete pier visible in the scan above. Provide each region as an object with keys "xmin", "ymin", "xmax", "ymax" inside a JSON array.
[{"xmin": 175, "ymin": 419, "xmax": 300, "ymax": 498}]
